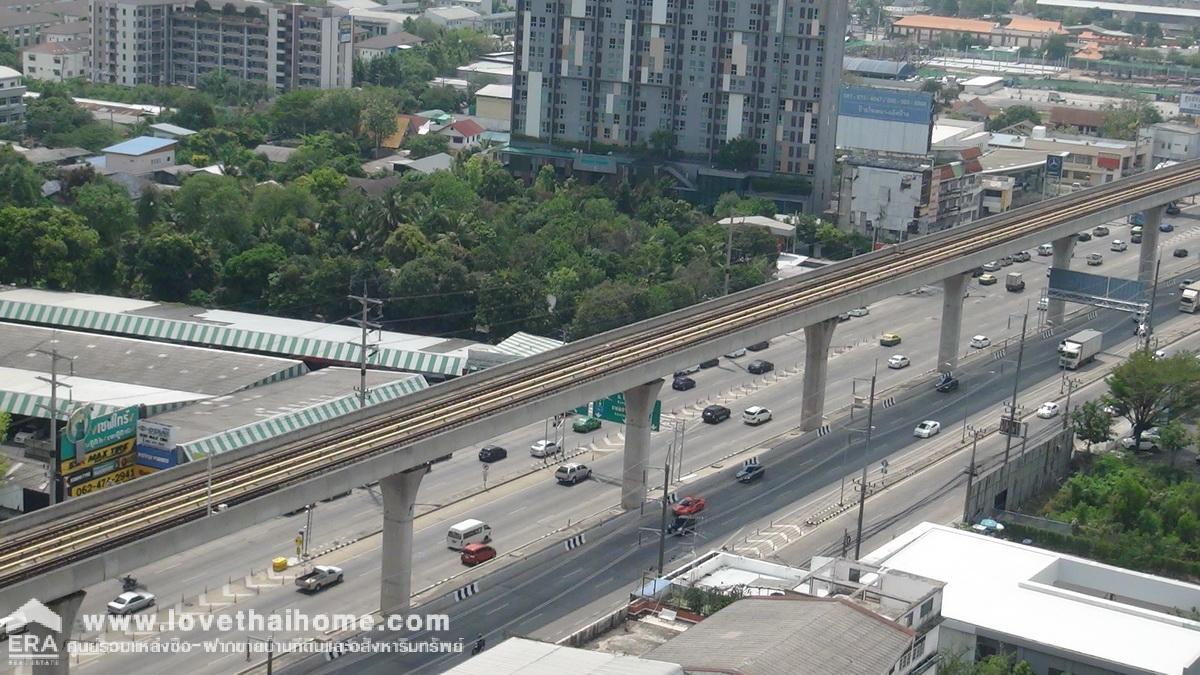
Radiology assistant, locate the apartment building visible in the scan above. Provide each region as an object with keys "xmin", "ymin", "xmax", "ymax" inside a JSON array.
[
  {"xmin": 23, "ymin": 39, "xmax": 90, "ymax": 81},
  {"xmin": 0, "ymin": 65, "xmax": 25, "ymax": 125},
  {"xmin": 511, "ymin": 0, "xmax": 848, "ymax": 211},
  {"xmin": 90, "ymin": 0, "xmax": 353, "ymax": 90},
  {"xmin": 0, "ymin": 8, "xmax": 57, "ymax": 47}
]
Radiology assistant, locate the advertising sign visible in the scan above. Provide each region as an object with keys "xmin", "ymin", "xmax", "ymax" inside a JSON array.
[
  {"xmin": 1045, "ymin": 153, "xmax": 1064, "ymax": 178},
  {"xmin": 67, "ymin": 465, "xmax": 139, "ymax": 497},
  {"xmin": 591, "ymin": 394, "xmax": 662, "ymax": 432},
  {"xmin": 136, "ymin": 419, "xmax": 176, "ymax": 450},
  {"xmin": 1181, "ymin": 93, "xmax": 1200, "ymax": 115},
  {"xmin": 136, "ymin": 444, "xmax": 179, "ymax": 469},
  {"xmin": 60, "ymin": 438, "xmax": 136, "ymax": 475},
  {"xmin": 836, "ymin": 85, "xmax": 934, "ymax": 155},
  {"xmin": 59, "ymin": 406, "xmax": 139, "ymax": 465}
]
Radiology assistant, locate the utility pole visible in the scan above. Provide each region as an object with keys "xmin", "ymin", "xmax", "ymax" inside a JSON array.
[
  {"xmin": 962, "ymin": 425, "xmax": 982, "ymax": 524},
  {"xmin": 853, "ymin": 368, "xmax": 877, "ymax": 560},
  {"xmin": 1143, "ymin": 258, "xmax": 1162, "ymax": 351},
  {"xmin": 656, "ymin": 444, "xmax": 673, "ymax": 577},
  {"xmin": 35, "ymin": 348, "xmax": 74, "ymax": 507},
  {"xmin": 1002, "ymin": 313, "xmax": 1029, "ymax": 465},
  {"xmin": 723, "ymin": 215, "xmax": 738, "ymax": 296},
  {"xmin": 347, "ymin": 282, "xmax": 382, "ymax": 407}
]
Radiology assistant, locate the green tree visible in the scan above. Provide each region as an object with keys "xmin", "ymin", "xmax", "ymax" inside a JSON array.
[
  {"xmin": 1044, "ymin": 34, "xmax": 1070, "ymax": 60},
  {"xmin": 714, "ymin": 137, "xmax": 758, "ymax": 171},
  {"xmin": 134, "ymin": 230, "xmax": 218, "ymax": 301},
  {"xmin": 1071, "ymin": 400, "xmax": 1113, "ymax": 451},
  {"xmin": 361, "ymin": 89, "xmax": 399, "ymax": 154},
  {"xmin": 1144, "ymin": 22, "xmax": 1163, "ymax": 47},
  {"xmin": 72, "ymin": 181, "xmax": 136, "ymax": 244},
  {"xmin": 173, "ymin": 174, "xmax": 252, "ymax": 252},
  {"xmin": 171, "ymin": 91, "xmax": 217, "ymax": 130},
  {"xmin": 0, "ymin": 35, "xmax": 17, "ymax": 69},
  {"xmin": 419, "ymin": 86, "xmax": 464, "ymax": 112},
  {"xmin": 0, "ymin": 156, "xmax": 43, "ymax": 207},
  {"xmin": 219, "ymin": 243, "xmax": 286, "ymax": 309},
  {"xmin": 1100, "ymin": 101, "xmax": 1162, "ymax": 140},
  {"xmin": 1105, "ymin": 350, "xmax": 1200, "ymax": 443},
  {"xmin": 1156, "ymin": 419, "xmax": 1190, "ymax": 467},
  {"xmin": 0, "ymin": 207, "xmax": 101, "ymax": 289},
  {"xmin": 383, "ymin": 224, "xmax": 433, "ymax": 266},
  {"xmin": 404, "ymin": 133, "xmax": 450, "ymax": 159}
]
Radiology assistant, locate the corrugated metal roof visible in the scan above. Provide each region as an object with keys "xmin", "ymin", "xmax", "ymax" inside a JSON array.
[
  {"xmin": 843, "ymin": 57, "xmax": 914, "ymax": 78},
  {"xmin": 181, "ymin": 374, "xmax": 427, "ymax": 459},
  {"xmin": 442, "ymin": 638, "xmax": 684, "ymax": 675},
  {"xmin": 102, "ymin": 136, "xmax": 177, "ymax": 156},
  {"xmin": 646, "ymin": 596, "xmax": 913, "ymax": 675},
  {"xmin": 494, "ymin": 332, "xmax": 563, "ymax": 358},
  {"xmin": 0, "ymin": 291, "xmax": 465, "ymax": 377}
]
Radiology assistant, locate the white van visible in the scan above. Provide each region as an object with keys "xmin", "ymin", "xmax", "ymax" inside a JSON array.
[
  {"xmin": 446, "ymin": 519, "xmax": 492, "ymax": 550},
  {"xmin": 1037, "ymin": 243, "xmax": 1053, "ymax": 256}
]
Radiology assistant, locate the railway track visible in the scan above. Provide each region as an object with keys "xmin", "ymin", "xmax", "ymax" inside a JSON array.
[{"xmin": 2, "ymin": 161, "xmax": 1196, "ymax": 589}]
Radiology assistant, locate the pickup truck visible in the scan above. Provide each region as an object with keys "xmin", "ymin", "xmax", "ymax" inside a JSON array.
[{"xmin": 295, "ymin": 565, "xmax": 344, "ymax": 592}]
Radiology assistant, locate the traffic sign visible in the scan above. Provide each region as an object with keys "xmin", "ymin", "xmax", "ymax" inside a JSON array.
[
  {"xmin": 999, "ymin": 416, "xmax": 1022, "ymax": 436},
  {"xmin": 591, "ymin": 393, "xmax": 663, "ymax": 431}
]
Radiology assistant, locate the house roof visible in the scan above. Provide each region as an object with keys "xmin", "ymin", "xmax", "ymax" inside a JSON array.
[
  {"xmin": 102, "ymin": 136, "xmax": 177, "ymax": 156},
  {"xmin": 443, "ymin": 638, "xmax": 684, "ymax": 675},
  {"xmin": 842, "ymin": 56, "xmax": 915, "ymax": 78},
  {"xmin": 446, "ymin": 118, "xmax": 485, "ymax": 137},
  {"xmin": 45, "ymin": 19, "xmax": 92, "ymax": 34},
  {"xmin": 951, "ymin": 98, "xmax": 994, "ymax": 117},
  {"xmin": 253, "ymin": 144, "xmax": 297, "ymax": 163},
  {"xmin": 0, "ymin": 8, "xmax": 56, "ymax": 28},
  {"xmin": 0, "ymin": 65, "xmax": 21, "ymax": 79},
  {"xmin": 892, "ymin": 14, "xmax": 995, "ymax": 33},
  {"xmin": 647, "ymin": 596, "xmax": 915, "ymax": 675},
  {"xmin": 21, "ymin": 146, "xmax": 90, "ymax": 164},
  {"xmin": 355, "ymin": 30, "xmax": 423, "ymax": 49},
  {"xmin": 1049, "ymin": 106, "xmax": 1105, "ymax": 129},
  {"xmin": 426, "ymin": 5, "xmax": 479, "ymax": 19},
  {"xmin": 1004, "ymin": 15, "xmax": 1065, "ymax": 33},
  {"xmin": 149, "ymin": 122, "xmax": 197, "ymax": 137},
  {"xmin": 474, "ymin": 83, "xmax": 513, "ymax": 100},
  {"xmin": 346, "ymin": 175, "xmax": 402, "ymax": 198},
  {"xmin": 394, "ymin": 152, "xmax": 454, "ymax": 174},
  {"xmin": 22, "ymin": 39, "xmax": 89, "ymax": 55}
]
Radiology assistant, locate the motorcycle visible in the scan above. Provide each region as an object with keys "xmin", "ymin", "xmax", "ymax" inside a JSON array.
[
  {"xmin": 471, "ymin": 637, "xmax": 485, "ymax": 655},
  {"xmin": 120, "ymin": 575, "xmax": 139, "ymax": 592}
]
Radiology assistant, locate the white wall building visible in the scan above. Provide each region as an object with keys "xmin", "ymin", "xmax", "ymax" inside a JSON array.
[
  {"xmin": 22, "ymin": 40, "xmax": 90, "ymax": 82},
  {"xmin": 862, "ymin": 522, "xmax": 1200, "ymax": 675},
  {"xmin": 0, "ymin": 65, "xmax": 25, "ymax": 126},
  {"xmin": 424, "ymin": 5, "xmax": 480, "ymax": 28},
  {"xmin": 102, "ymin": 136, "xmax": 177, "ymax": 175},
  {"xmin": 1141, "ymin": 122, "xmax": 1200, "ymax": 165}
]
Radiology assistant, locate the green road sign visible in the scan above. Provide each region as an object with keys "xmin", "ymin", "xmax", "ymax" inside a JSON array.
[
  {"xmin": 573, "ymin": 405, "xmax": 590, "ymax": 416},
  {"xmin": 591, "ymin": 393, "xmax": 662, "ymax": 432}
]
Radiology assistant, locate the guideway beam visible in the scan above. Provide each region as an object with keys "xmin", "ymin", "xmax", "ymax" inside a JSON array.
[
  {"xmin": 800, "ymin": 318, "xmax": 838, "ymax": 432},
  {"xmin": 937, "ymin": 273, "xmax": 969, "ymax": 374},
  {"xmin": 380, "ymin": 465, "xmax": 428, "ymax": 616},
  {"xmin": 1047, "ymin": 236, "xmax": 1076, "ymax": 327},
  {"xmin": 621, "ymin": 379, "xmax": 665, "ymax": 510}
]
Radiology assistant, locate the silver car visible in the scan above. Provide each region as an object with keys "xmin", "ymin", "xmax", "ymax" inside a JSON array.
[{"xmin": 107, "ymin": 591, "xmax": 156, "ymax": 615}]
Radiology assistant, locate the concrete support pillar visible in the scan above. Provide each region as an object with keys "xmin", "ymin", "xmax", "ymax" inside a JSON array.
[
  {"xmin": 937, "ymin": 273, "xmax": 970, "ymax": 375},
  {"xmin": 1138, "ymin": 205, "xmax": 1163, "ymax": 287},
  {"xmin": 30, "ymin": 590, "xmax": 85, "ymax": 675},
  {"xmin": 1047, "ymin": 235, "xmax": 1076, "ymax": 326},
  {"xmin": 620, "ymin": 379, "xmax": 664, "ymax": 511},
  {"xmin": 380, "ymin": 465, "xmax": 428, "ymax": 616},
  {"xmin": 800, "ymin": 318, "xmax": 838, "ymax": 432}
]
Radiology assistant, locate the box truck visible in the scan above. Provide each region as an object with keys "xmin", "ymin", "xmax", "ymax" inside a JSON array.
[{"xmin": 1058, "ymin": 329, "xmax": 1102, "ymax": 370}]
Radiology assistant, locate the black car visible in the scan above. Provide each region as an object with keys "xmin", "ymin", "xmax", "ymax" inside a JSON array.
[
  {"xmin": 1076, "ymin": 231, "xmax": 1092, "ymax": 242},
  {"xmin": 1174, "ymin": 248, "xmax": 1189, "ymax": 258},
  {"xmin": 672, "ymin": 376, "xmax": 696, "ymax": 391},
  {"xmin": 699, "ymin": 357, "xmax": 720, "ymax": 369},
  {"xmin": 935, "ymin": 375, "xmax": 959, "ymax": 393},
  {"xmin": 1131, "ymin": 233, "xmax": 1143, "ymax": 244},
  {"xmin": 1167, "ymin": 203, "xmax": 1182, "ymax": 215},
  {"xmin": 736, "ymin": 462, "xmax": 765, "ymax": 483},
  {"xmin": 971, "ymin": 267, "xmax": 985, "ymax": 278},
  {"xmin": 1092, "ymin": 226, "xmax": 1109, "ymax": 237},
  {"xmin": 702, "ymin": 404, "xmax": 731, "ymax": 424},
  {"xmin": 747, "ymin": 359, "xmax": 774, "ymax": 374},
  {"xmin": 478, "ymin": 445, "xmax": 508, "ymax": 463},
  {"xmin": 747, "ymin": 341, "xmax": 770, "ymax": 352}
]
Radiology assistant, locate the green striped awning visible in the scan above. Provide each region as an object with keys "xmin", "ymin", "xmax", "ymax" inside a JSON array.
[
  {"xmin": 181, "ymin": 375, "xmax": 428, "ymax": 460},
  {"xmin": 0, "ymin": 299, "xmax": 464, "ymax": 377},
  {"xmin": 494, "ymin": 331, "xmax": 563, "ymax": 358},
  {"xmin": 0, "ymin": 391, "xmax": 121, "ymax": 420}
]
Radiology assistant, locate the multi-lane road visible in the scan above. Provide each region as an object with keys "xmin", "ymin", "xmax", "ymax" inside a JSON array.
[{"xmin": 71, "ymin": 212, "xmax": 1200, "ymax": 674}]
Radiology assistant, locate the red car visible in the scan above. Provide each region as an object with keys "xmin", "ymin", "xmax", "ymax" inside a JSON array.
[
  {"xmin": 672, "ymin": 496, "xmax": 706, "ymax": 516},
  {"xmin": 460, "ymin": 543, "xmax": 497, "ymax": 566}
]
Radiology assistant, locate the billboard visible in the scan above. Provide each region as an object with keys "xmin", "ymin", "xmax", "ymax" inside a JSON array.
[
  {"xmin": 61, "ymin": 438, "xmax": 136, "ymax": 475},
  {"xmin": 1181, "ymin": 93, "xmax": 1200, "ymax": 115},
  {"xmin": 60, "ymin": 406, "xmax": 139, "ymax": 469},
  {"xmin": 136, "ymin": 444, "xmax": 179, "ymax": 470},
  {"xmin": 836, "ymin": 85, "xmax": 934, "ymax": 156},
  {"xmin": 67, "ymin": 465, "xmax": 139, "ymax": 498},
  {"xmin": 591, "ymin": 393, "xmax": 662, "ymax": 432}
]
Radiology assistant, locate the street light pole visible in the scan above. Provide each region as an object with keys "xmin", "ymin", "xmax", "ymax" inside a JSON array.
[
  {"xmin": 853, "ymin": 369, "xmax": 878, "ymax": 560},
  {"xmin": 656, "ymin": 444, "xmax": 673, "ymax": 577}
]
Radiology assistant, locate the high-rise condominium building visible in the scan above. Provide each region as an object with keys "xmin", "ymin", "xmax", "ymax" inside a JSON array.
[
  {"xmin": 90, "ymin": 0, "xmax": 353, "ymax": 90},
  {"xmin": 511, "ymin": 0, "xmax": 847, "ymax": 210}
]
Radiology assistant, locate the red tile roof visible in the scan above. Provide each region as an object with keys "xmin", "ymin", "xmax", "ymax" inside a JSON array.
[
  {"xmin": 447, "ymin": 119, "xmax": 485, "ymax": 137},
  {"xmin": 893, "ymin": 14, "xmax": 995, "ymax": 33}
]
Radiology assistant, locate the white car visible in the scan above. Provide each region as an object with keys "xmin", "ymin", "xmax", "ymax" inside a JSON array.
[
  {"xmin": 1153, "ymin": 349, "xmax": 1166, "ymax": 360},
  {"xmin": 970, "ymin": 335, "xmax": 990, "ymax": 349},
  {"xmin": 107, "ymin": 591, "xmax": 156, "ymax": 615},
  {"xmin": 1036, "ymin": 297, "xmax": 1048, "ymax": 311},
  {"xmin": 724, "ymin": 348, "xmax": 746, "ymax": 359},
  {"xmin": 1036, "ymin": 402, "xmax": 1060, "ymax": 419},
  {"xmin": 530, "ymin": 439, "xmax": 560, "ymax": 457},
  {"xmin": 982, "ymin": 261, "xmax": 1001, "ymax": 272},
  {"xmin": 913, "ymin": 420, "xmax": 941, "ymax": 438},
  {"xmin": 1120, "ymin": 428, "xmax": 1160, "ymax": 451},
  {"xmin": 1102, "ymin": 404, "xmax": 1118, "ymax": 416},
  {"xmin": 848, "ymin": 307, "xmax": 869, "ymax": 317},
  {"xmin": 742, "ymin": 406, "xmax": 772, "ymax": 425},
  {"xmin": 887, "ymin": 354, "xmax": 910, "ymax": 369},
  {"xmin": 1111, "ymin": 239, "xmax": 1127, "ymax": 252}
]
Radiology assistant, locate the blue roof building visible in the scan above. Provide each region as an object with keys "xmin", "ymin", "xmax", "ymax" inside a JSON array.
[{"xmin": 102, "ymin": 136, "xmax": 177, "ymax": 157}]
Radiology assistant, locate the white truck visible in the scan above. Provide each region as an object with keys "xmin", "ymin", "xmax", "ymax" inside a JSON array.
[
  {"xmin": 1058, "ymin": 329, "xmax": 1102, "ymax": 370},
  {"xmin": 1005, "ymin": 272, "xmax": 1025, "ymax": 292},
  {"xmin": 295, "ymin": 565, "xmax": 343, "ymax": 592},
  {"xmin": 1180, "ymin": 284, "xmax": 1200, "ymax": 313}
]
